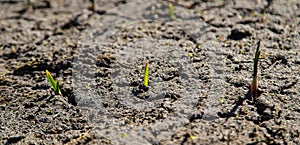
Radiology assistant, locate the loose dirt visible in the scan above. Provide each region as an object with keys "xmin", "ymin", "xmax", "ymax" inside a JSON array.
[{"xmin": 0, "ymin": 0, "xmax": 299, "ymax": 144}]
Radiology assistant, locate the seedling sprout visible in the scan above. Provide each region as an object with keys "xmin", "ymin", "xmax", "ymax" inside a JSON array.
[
  {"xmin": 250, "ymin": 41, "xmax": 261, "ymax": 98},
  {"xmin": 143, "ymin": 60, "xmax": 149, "ymax": 87},
  {"xmin": 46, "ymin": 70, "xmax": 62, "ymax": 95}
]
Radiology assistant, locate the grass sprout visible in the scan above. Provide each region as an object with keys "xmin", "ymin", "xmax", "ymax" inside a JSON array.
[
  {"xmin": 250, "ymin": 41, "xmax": 261, "ymax": 98},
  {"xmin": 46, "ymin": 70, "xmax": 62, "ymax": 95},
  {"xmin": 143, "ymin": 60, "xmax": 149, "ymax": 87}
]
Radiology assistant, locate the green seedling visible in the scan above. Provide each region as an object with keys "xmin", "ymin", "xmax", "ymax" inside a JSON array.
[
  {"xmin": 168, "ymin": 3, "xmax": 175, "ymax": 19},
  {"xmin": 250, "ymin": 41, "xmax": 261, "ymax": 98},
  {"xmin": 143, "ymin": 60, "xmax": 149, "ymax": 87},
  {"xmin": 46, "ymin": 70, "xmax": 62, "ymax": 95}
]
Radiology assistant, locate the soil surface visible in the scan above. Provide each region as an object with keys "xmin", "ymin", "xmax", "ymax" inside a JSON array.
[{"xmin": 0, "ymin": 0, "xmax": 299, "ymax": 144}]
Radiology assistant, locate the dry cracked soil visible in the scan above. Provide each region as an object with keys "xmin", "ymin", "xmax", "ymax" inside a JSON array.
[{"xmin": 0, "ymin": 0, "xmax": 299, "ymax": 144}]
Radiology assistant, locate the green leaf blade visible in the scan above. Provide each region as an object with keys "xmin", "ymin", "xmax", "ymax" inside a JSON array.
[
  {"xmin": 56, "ymin": 79, "xmax": 62, "ymax": 95},
  {"xmin": 46, "ymin": 70, "xmax": 60, "ymax": 94},
  {"xmin": 143, "ymin": 61, "xmax": 149, "ymax": 87}
]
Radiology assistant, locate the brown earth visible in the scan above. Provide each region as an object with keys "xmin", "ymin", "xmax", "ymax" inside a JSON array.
[{"xmin": 0, "ymin": 0, "xmax": 299, "ymax": 144}]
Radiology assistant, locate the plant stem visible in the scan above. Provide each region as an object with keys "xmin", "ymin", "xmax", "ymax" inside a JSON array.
[{"xmin": 251, "ymin": 40, "xmax": 261, "ymax": 98}]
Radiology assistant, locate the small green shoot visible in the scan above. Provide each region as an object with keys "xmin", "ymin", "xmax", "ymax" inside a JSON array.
[
  {"xmin": 46, "ymin": 70, "xmax": 62, "ymax": 95},
  {"xmin": 168, "ymin": 3, "xmax": 175, "ymax": 19},
  {"xmin": 143, "ymin": 60, "xmax": 149, "ymax": 87},
  {"xmin": 250, "ymin": 41, "xmax": 261, "ymax": 98}
]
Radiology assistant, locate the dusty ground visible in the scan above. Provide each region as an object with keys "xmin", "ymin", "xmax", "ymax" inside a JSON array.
[{"xmin": 0, "ymin": 0, "xmax": 299, "ymax": 144}]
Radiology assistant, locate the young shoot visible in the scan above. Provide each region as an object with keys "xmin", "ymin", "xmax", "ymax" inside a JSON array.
[
  {"xmin": 143, "ymin": 60, "xmax": 149, "ymax": 87},
  {"xmin": 46, "ymin": 70, "xmax": 62, "ymax": 95},
  {"xmin": 250, "ymin": 41, "xmax": 261, "ymax": 98}
]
